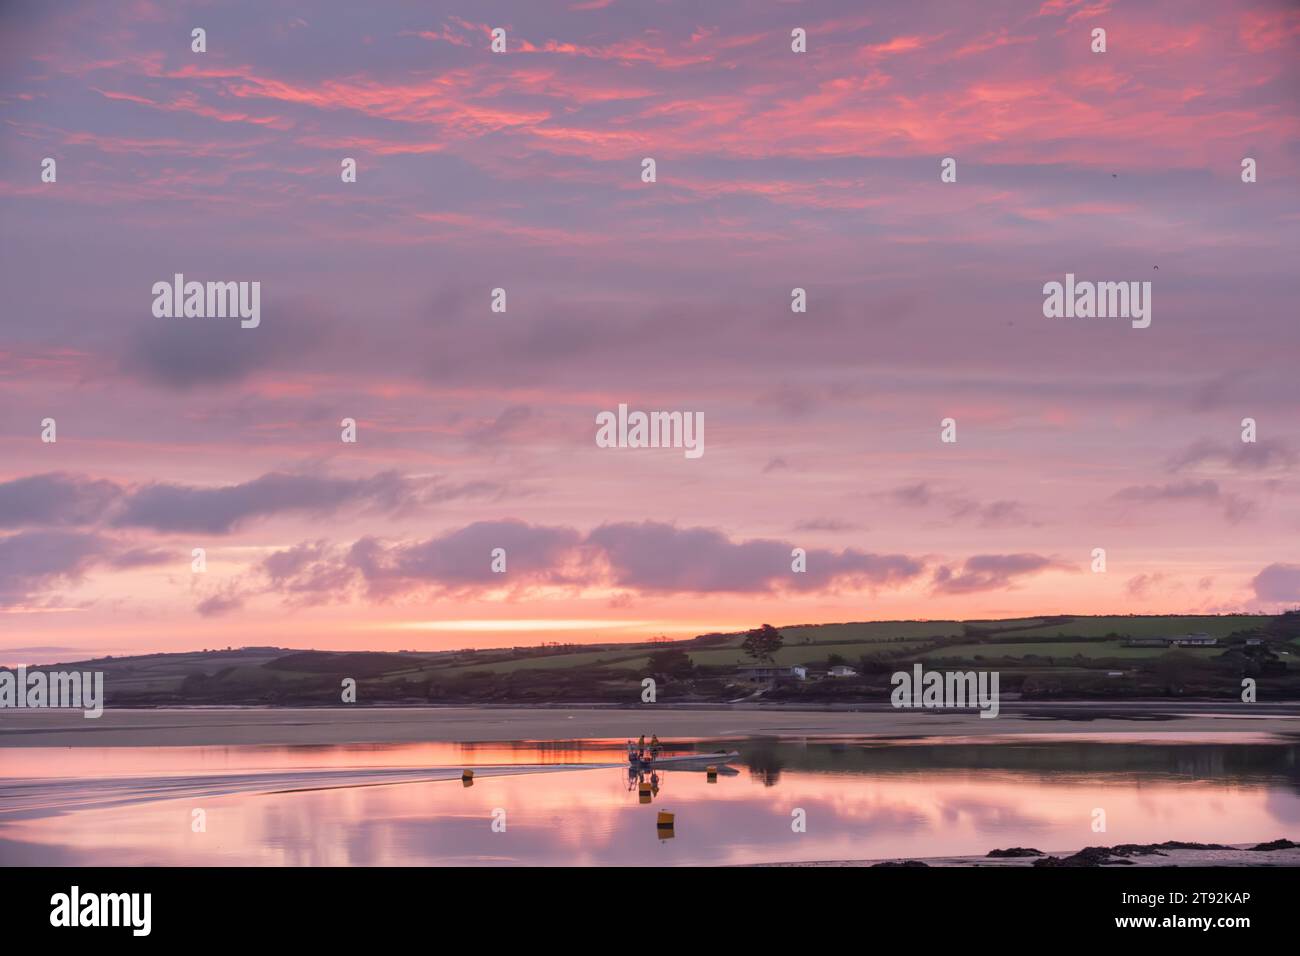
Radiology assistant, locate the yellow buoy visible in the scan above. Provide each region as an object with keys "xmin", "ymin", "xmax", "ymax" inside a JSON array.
[
  {"xmin": 462, "ymin": 769, "xmax": 474, "ymax": 781},
  {"xmin": 656, "ymin": 811, "xmax": 675, "ymax": 827},
  {"xmin": 706, "ymin": 765, "xmax": 718, "ymax": 782}
]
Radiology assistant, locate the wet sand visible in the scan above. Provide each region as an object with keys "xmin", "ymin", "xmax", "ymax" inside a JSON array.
[{"xmin": 2, "ymin": 703, "xmax": 1298, "ymax": 747}]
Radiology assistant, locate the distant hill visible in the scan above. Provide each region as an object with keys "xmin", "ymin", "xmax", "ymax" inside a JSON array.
[
  {"xmin": 265, "ymin": 651, "xmax": 427, "ymax": 677},
  {"xmin": 10, "ymin": 613, "xmax": 1298, "ymax": 705}
]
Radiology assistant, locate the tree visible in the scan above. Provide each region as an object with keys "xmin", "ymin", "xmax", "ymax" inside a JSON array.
[
  {"xmin": 648, "ymin": 648, "xmax": 694, "ymax": 679},
  {"xmin": 741, "ymin": 624, "xmax": 785, "ymax": 664},
  {"xmin": 1267, "ymin": 610, "xmax": 1300, "ymax": 640}
]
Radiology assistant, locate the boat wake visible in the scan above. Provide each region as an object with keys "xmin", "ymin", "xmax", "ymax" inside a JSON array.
[{"xmin": 0, "ymin": 763, "xmax": 615, "ymax": 820}]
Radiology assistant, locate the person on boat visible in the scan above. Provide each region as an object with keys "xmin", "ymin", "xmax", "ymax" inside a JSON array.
[{"xmin": 650, "ymin": 734, "xmax": 661, "ymax": 755}]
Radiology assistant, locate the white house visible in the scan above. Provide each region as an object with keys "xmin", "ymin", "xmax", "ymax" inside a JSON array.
[{"xmin": 1170, "ymin": 633, "xmax": 1217, "ymax": 647}]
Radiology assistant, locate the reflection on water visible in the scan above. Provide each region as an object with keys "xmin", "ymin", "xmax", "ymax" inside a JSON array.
[{"xmin": 2, "ymin": 736, "xmax": 1298, "ymax": 865}]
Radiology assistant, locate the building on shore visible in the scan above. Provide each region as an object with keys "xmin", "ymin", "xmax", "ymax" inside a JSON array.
[
  {"xmin": 737, "ymin": 665, "xmax": 807, "ymax": 683},
  {"xmin": 1169, "ymin": 633, "xmax": 1217, "ymax": 647},
  {"xmin": 1122, "ymin": 633, "xmax": 1218, "ymax": 648}
]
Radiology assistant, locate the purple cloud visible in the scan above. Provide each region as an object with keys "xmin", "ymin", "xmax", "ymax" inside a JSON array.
[
  {"xmin": 587, "ymin": 521, "xmax": 923, "ymax": 594},
  {"xmin": 112, "ymin": 471, "xmax": 426, "ymax": 534},
  {"xmin": 1252, "ymin": 563, "xmax": 1300, "ymax": 605},
  {"xmin": 0, "ymin": 529, "xmax": 169, "ymax": 605},
  {"xmin": 0, "ymin": 473, "xmax": 121, "ymax": 528},
  {"xmin": 1167, "ymin": 438, "xmax": 1296, "ymax": 473},
  {"xmin": 1112, "ymin": 479, "xmax": 1255, "ymax": 523},
  {"xmin": 932, "ymin": 553, "xmax": 1074, "ymax": 595},
  {"xmin": 348, "ymin": 520, "xmax": 584, "ymax": 597}
]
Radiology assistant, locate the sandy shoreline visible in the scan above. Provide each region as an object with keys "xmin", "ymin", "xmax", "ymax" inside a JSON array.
[
  {"xmin": 767, "ymin": 845, "xmax": 1300, "ymax": 867},
  {"xmin": 2, "ymin": 703, "xmax": 1298, "ymax": 747}
]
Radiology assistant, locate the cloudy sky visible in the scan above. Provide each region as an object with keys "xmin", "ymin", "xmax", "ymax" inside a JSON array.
[{"xmin": 1, "ymin": 0, "xmax": 1298, "ymax": 664}]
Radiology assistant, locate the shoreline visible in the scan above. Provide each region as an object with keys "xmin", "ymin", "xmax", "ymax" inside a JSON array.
[
  {"xmin": 772, "ymin": 842, "xmax": 1300, "ymax": 868},
  {"xmin": 3, "ymin": 703, "xmax": 1299, "ymax": 748}
]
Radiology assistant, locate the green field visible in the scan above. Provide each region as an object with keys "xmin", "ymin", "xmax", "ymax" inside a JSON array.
[
  {"xmin": 376, "ymin": 615, "xmax": 1271, "ymax": 676},
  {"xmin": 933, "ymin": 641, "xmax": 1226, "ymax": 660},
  {"xmin": 667, "ymin": 639, "xmax": 937, "ymax": 668},
  {"xmin": 729, "ymin": 621, "xmax": 966, "ymax": 646},
  {"xmin": 427, "ymin": 632, "xmax": 955, "ymax": 676},
  {"xmin": 1002, "ymin": 616, "xmax": 1260, "ymax": 639},
  {"xmin": 430, "ymin": 648, "xmax": 648, "ymax": 677}
]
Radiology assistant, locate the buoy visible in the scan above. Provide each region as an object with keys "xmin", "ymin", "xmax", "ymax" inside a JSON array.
[
  {"xmin": 639, "ymin": 792, "xmax": 652, "ymax": 805},
  {"xmin": 638, "ymin": 781, "xmax": 651, "ymax": 795},
  {"xmin": 462, "ymin": 769, "xmax": 474, "ymax": 782},
  {"xmin": 706, "ymin": 765, "xmax": 718, "ymax": 782},
  {"xmin": 657, "ymin": 811, "xmax": 675, "ymax": 827}
]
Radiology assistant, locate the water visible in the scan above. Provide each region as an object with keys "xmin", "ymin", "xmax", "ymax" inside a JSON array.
[{"xmin": 2, "ymin": 735, "xmax": 1298, "ymax": 865}]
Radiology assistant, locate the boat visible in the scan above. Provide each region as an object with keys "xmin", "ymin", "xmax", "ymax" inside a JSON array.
[{"xmin": 628, "ymin": 750, "xmax": 739, "ymax": 768}]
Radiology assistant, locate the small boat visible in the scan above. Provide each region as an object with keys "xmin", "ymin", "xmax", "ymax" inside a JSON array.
[{"xmin": 629, "ymin": 750, "xmax": 739, "ymax": 768}]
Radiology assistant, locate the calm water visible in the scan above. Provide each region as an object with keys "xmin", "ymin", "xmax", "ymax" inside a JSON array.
[{"xmin": 2, "ymin": 735, "xmax": 1298, "ymax": 865}]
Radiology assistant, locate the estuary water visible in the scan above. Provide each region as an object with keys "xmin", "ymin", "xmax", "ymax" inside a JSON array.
[{"xmin": 2, "ymin": 734, "xmax": 1298, "ymax": 865}]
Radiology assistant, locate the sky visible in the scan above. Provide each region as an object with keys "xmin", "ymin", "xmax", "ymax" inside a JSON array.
[{"xmin": 1, "ymin": 0, "xmax": 1298, "ymax": 665}]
